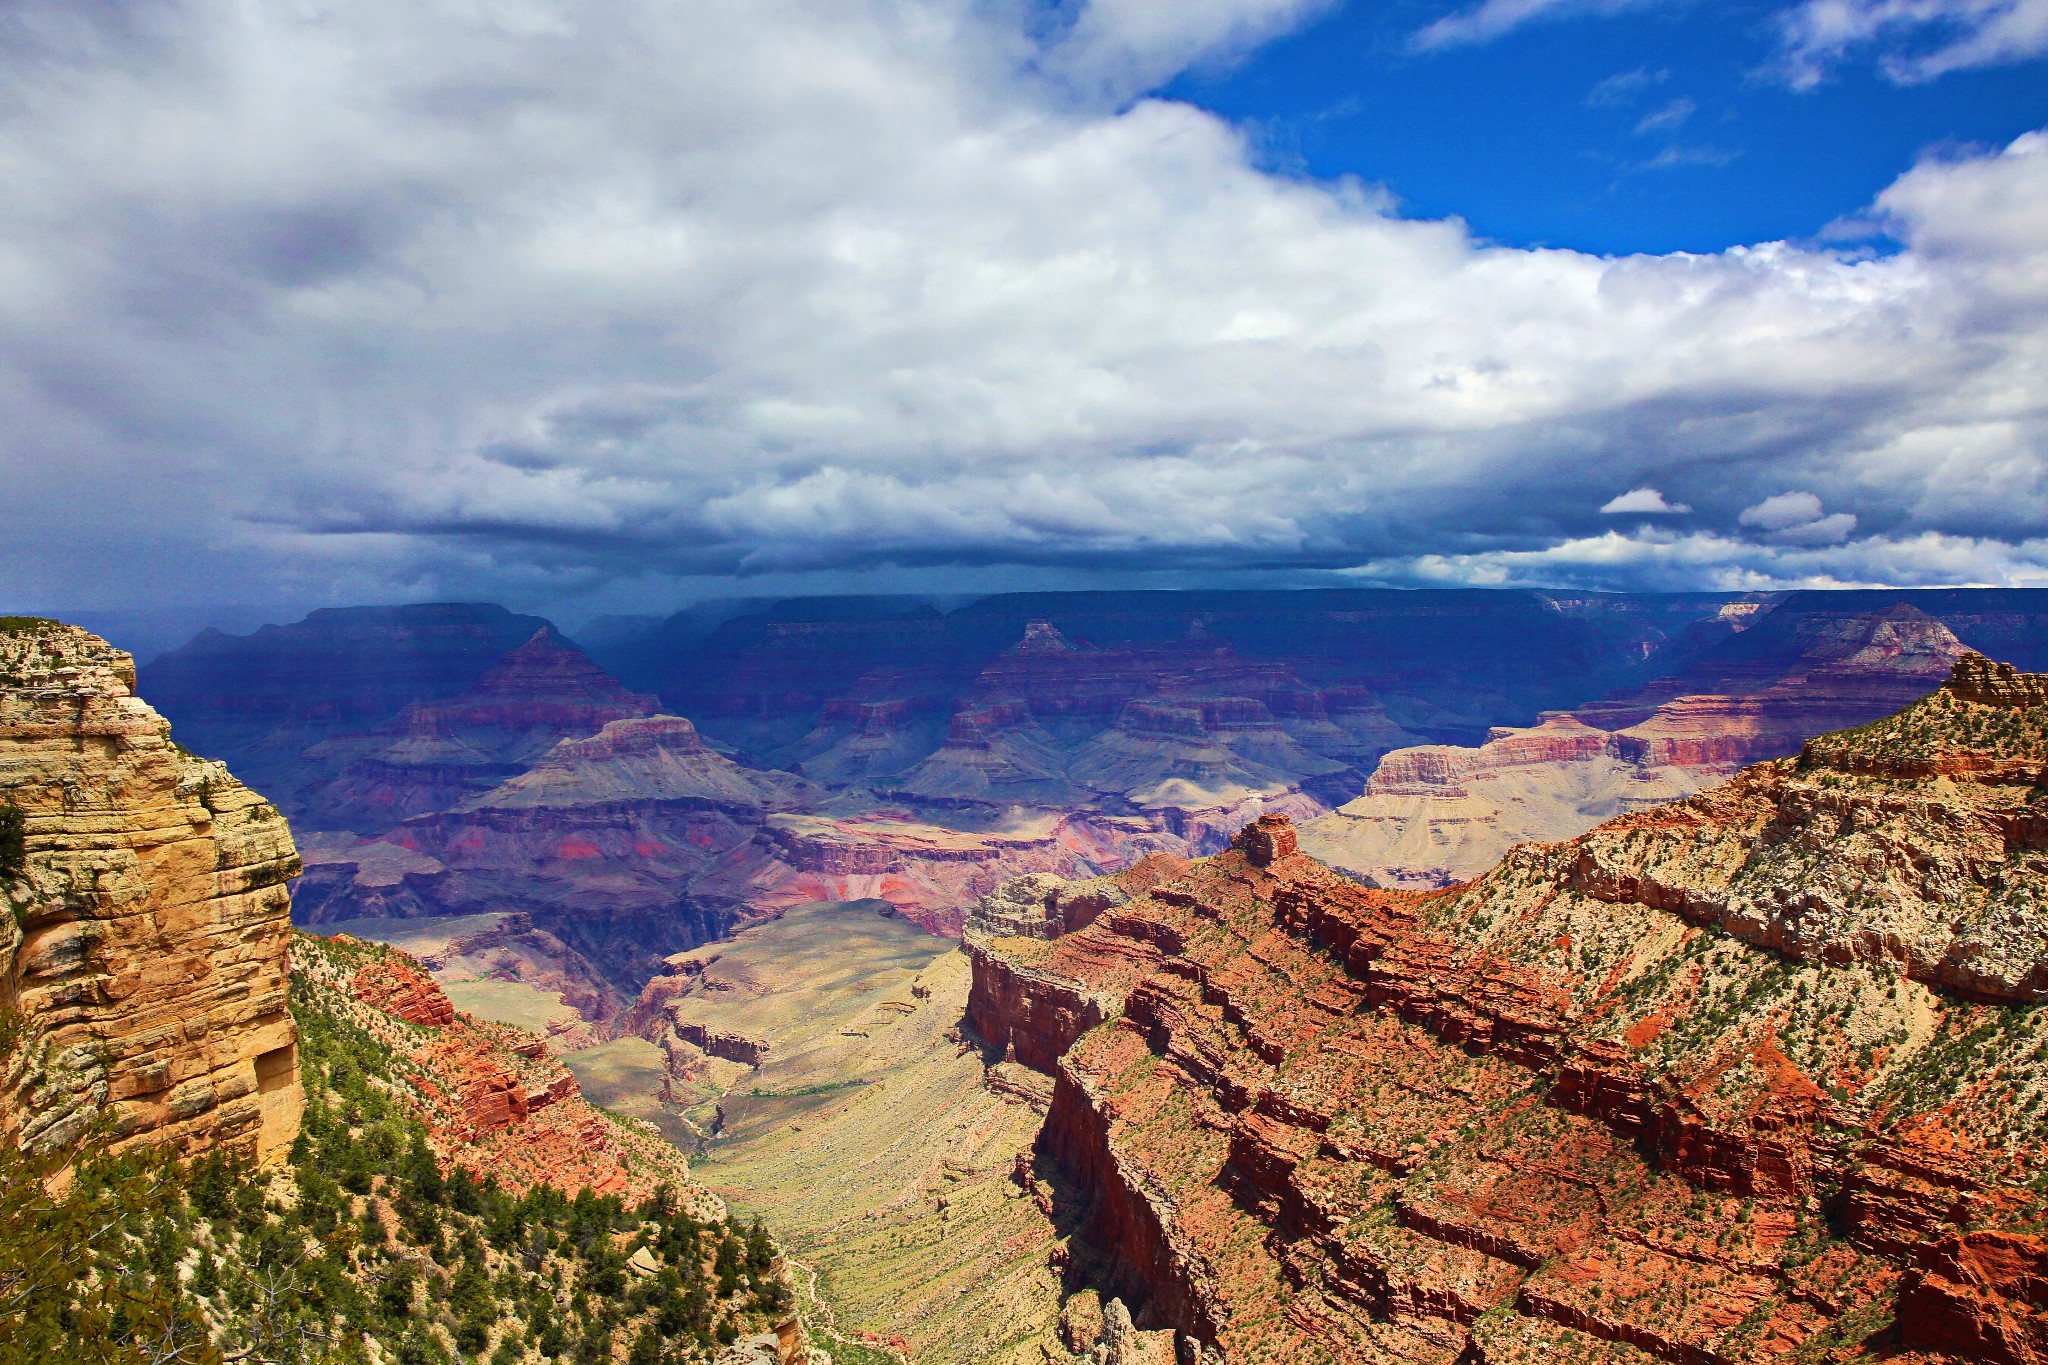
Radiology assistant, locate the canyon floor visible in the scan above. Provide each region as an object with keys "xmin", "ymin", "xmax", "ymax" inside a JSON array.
[
  {"xmin": 684, "ymin": 945, "xmax": 1068, "ymax": 1365},
  {"xmin": 349, "ymin": 902, "xmax": 1077, "ymax": 1363}
]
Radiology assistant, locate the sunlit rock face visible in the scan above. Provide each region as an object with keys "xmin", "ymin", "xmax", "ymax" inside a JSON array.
[
  {"xmin": 299, "ymin": 930, "xmax": 709, "ymax": 1205},
  {"xmin": 1302, "ymin": 600, "xmax": 1971, "ymax": 890},
  {"xmin": 0, "ymin": 620, "xmax": 302, "ymax": 1165},
  {"xmin": 967, "ymin": 661, "xmax": 2048, "ymax": 1362}
]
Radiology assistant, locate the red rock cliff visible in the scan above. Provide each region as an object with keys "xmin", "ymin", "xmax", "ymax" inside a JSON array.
[{"xmin": 971, "ymin": 661, "xmax": 2048, "ymax": 1363}]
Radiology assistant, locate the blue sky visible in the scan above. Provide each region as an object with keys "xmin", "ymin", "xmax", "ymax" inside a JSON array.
[
  {"xmin": 1, "ymin": 0, "xmax": 2046, "ymax": 620},
  {"xmin": 1166, "ymin": 0, "xmax": 2048, "ymax": 254}
]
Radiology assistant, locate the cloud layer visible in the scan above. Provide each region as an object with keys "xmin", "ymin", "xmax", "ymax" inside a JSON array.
[
  {"xmin": 0, "ymin": 0, "xmax": 2045, "ymax": 613},
  {"xmin": 1778, "ymin": 0, "xmax": 2048, "ymax": 85}
]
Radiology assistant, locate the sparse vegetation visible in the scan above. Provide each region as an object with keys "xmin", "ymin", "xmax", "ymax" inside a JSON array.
[
  {"xmin": 0, "ymin": 805, "xmax": 23, "ymax": 881},
  {"xmin": 1803, "ymin": 684, "xmax": 2048, "ymax": 772},
  {"xmin": 0, "ymin": 971, "xmax": 794, "ymax": 1364}
]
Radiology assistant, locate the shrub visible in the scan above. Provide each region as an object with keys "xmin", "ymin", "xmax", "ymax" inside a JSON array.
[{"xmin": 0, "ymin": 805, "xmax": 24, "ymax": 881}]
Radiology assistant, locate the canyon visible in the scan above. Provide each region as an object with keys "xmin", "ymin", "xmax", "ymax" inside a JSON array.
[
  {"xmin": 962, "ymin": 652, "xmax": 2048, "ymax": 1363},
  {"xmin": 120, "ymin": 592, "xmax": 2048, "ymax": 1150},
  {"xmin": 26, "ymin": 592, "xmax": 2048, "ymax": 1361},
  {"xmin": 0, "ymin": 618, "xmax": 796, "ymax": 1365},
  {"xmin": 0, "ymin": 617, "xmax": 735, "ymax": 1201},
  {"xmin": 145, "ymin": 588, "xmax": 2024, "ymax": 1015},
  {"xmin": 1301, "ymin": 598, "xmax": 1975, "ymax": 889}
]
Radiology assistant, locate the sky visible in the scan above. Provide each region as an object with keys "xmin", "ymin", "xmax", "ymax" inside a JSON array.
[{"xmin": 1, "ymin": 0, "xmax": 2045, "ymax": 624}]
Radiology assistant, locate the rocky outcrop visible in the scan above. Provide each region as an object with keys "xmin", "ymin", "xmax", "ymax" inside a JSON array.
[
  {"xmin": 467, "ymin": 714, "xmax": 812, "ymax": 812},
  {"xmin": 0, "ymin": 620, "xmax": 302, "ymax": 1165},
  {"xmin": 1897, "ymin": 1231, "xmax": 2048, "ymax": 1364},
  {"xmin": 968, "ymin": 661, "xmax": 2048, "ymax": 1362},
  {"xmin": 965, "ymin": 869, "xmax": 1145, "ymax": 941},
  {"xmin": 350, "ymin": 954, "xmax": 457, "ymax": 1027},
  {"xmin": 303, "ymin": 931, "xmax": 710, "ymax": 1204},
  {"xmin": 1303, "ymin": 601, "xmax": 1970, "ymax": 889},
  {"xmin": 140, "ymin": 602, "xmax": 558, "ymax": 806},
  {"xmin": 675, "ymin": 1020, "xmax": 772, "ymax": 1068},
  {"xmin": 963, "ymin": 858, "xmax": 1189, "ymax": 1070},
  {"xmin": 1950, "ymin": 652, "xmax": 2048, "ymax": 709}
]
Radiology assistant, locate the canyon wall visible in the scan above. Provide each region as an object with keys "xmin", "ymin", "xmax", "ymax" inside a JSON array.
[
  {"xmin": 1302, "ymin": 600, "xmax": 1971, "ymax": 889},
  {"xmin": 140, "ymin": 592, "xmax": 2048, "ymax": 1029},
  {"xmin": 970, "ymin": 656, "xmax": 2048, "ymax": 1364},
  {"xmin": 296, "ymin": 929, "xmax": 713, "ymax": 1204},
  {"xmin": 0, "ymin": 620, "xmax": 302, "ymax": 1164}
]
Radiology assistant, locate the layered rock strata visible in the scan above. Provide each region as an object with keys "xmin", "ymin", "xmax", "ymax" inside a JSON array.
[
  {"xmin": 1303, "ymin": 602, "xmax": 1969, "ymax": 889},
  {"xmin": 139, "ymin": 602, "xmax": 558, "ymax": 803},
  {"xmin": 301, "ymin": 930, "xmax": 709, "ymax": 1204},
  {"xmin": 0, "ymin": 620, "xmax": 303, "ymax": 1165},
  {"xmin": 971, "ymin": 659, "xmax": 2048, "ymax": 1363},
  {"xmin": 292, "ymin": 714, "xmax": 816, "ymax": 980},
  {"xmin": 299, "ymin": 627, "xmax": 660, "ymax": 831}
]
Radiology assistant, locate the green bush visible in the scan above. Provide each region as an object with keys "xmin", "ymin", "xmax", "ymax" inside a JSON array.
[
  {"xmin": 0, "ymin": 806, "xmax": 24, "ymax": 881},
  {"xmin": 0, "ymin": 957, "xmax": 797, "ymax": 1363}
]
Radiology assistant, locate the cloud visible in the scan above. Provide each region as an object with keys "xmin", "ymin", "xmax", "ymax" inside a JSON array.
[
  {"xmin": 1633, "ymin": 98, "xmax": 1697, "ymax": 135},
  {"xmin": 1415, "ymin": 0, "xmax": 1663, "ymax": 50},
  {"xmin": 0, "ymin": 1, "xmax": 2044, "ymax": 615},
  {"xmin": 1601, "ymin": 487, "xmax": 1692, "ymax": 514},
  {"xmin": 1040, "ymin": 0, "xmax": 1339, "ymax": 101},
  {"xmin": 1587, "ymin": 67, "xmax": 1670, "ymax": 106},
  {"xmin": 1776, "ymin": 0, "xmax": 2048, "ymax": 86},
  {"xmin": 1637, "ymin": 144, "xmax": 1741, "ymax": 170},
  {"xmin": 1739, "ymin": 491, "xmax": 1827, "ymax": 530},
  {"xmin": 1740, "ymin": 491, "xmax": 1858, "ymax": 543},
  {"xmin": 1351, "ymin": 526, "xmax": 2048, "ymax": 591}
]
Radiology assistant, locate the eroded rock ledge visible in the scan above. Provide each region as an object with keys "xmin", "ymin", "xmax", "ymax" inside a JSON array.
[
  {"xmin": 0, "ymin": 620, "xmax": 303, "ymax": 1164},
  {"xmin": 969, "ymin": 657, "xmax": 2048, "ymax": 1364}
]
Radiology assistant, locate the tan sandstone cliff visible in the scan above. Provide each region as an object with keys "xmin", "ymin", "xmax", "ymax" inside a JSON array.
[
  {"xmin": 0, "ymin": 619, "xmax": 302, "ymax": 1164},
  {"xmin": 1302, "ymin": 602, "xmax": 1968, "ymax": 889}
]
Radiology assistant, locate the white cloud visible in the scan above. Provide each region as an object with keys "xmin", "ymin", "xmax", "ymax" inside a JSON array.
[
  {"xmin": 1777, "ymin": 0, "xmax": 2048, "ymax": 85},
  {"xmin": 1415, "ymin": 0, "xmax": 1664, "ymax": 50},
  {"xmin": 1587, "ymin": 67, "xmax": 1670, "ymax": 106},
  {"xmin": 1634, "ymin": 98, "xmax": 1697, "ymax": 135},
  {"xmin": 1601, "ymin": 487, "xmax": 1692, "ymax": 513},
  {"xmin": 1637, "ymin": 144, "xmax": 1740, "ymax": 170},
  {"xmin": 1740, "ymin": 492, "xmax": 1858, "ymax": 544},
  {"xmin": 1353, "ymin": 527, "xmax": 2048, "ymax": 591},
  {"xmin": 0, "ymin": 1, "xmax": 2043, "ymax": 614},
  {"xmin": 1772, "ymin": 512, "xmax": 1861, "ymax": 544},
  {"xmin": 1740, "ymin": 491, "xmax": 1828, "ymax": 529},
  {"xmin": 1042, "ymin": 0, "xmax": 1339, "ymax": 101}
]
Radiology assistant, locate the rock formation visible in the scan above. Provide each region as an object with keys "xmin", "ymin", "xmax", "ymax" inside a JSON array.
[
  {"xmin": 1303, "ymin": 601, "xmax": 1970, "ymax": 889},
  {"xmin": 297, "ymin": 626, "xmax": 660, "ymax": 831},
  {"xmin": 968, "ymin": 658, "xmax": 2048, "ymax": 1363},
  {"xmin": 300, "ymin": 929, "xmax": 709, "ymax": 1203},
  {"xmin": 292, "ymin": 714, "xmax": 818, "ymax": 981},
  {"xmin": 141, "ymin": 591, "xmax": 2048, "ymax": 1038},
  {"xmin": 607, "ymin": 589, "xmax": 1766, "ymax": 757},
  {"xmin": 139, "ymin": 601, "xmax": 558, "ymax": 804},
  {"xmin": 0, "ymin": 619, "xmax": 302, "ymax": 1164}
]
